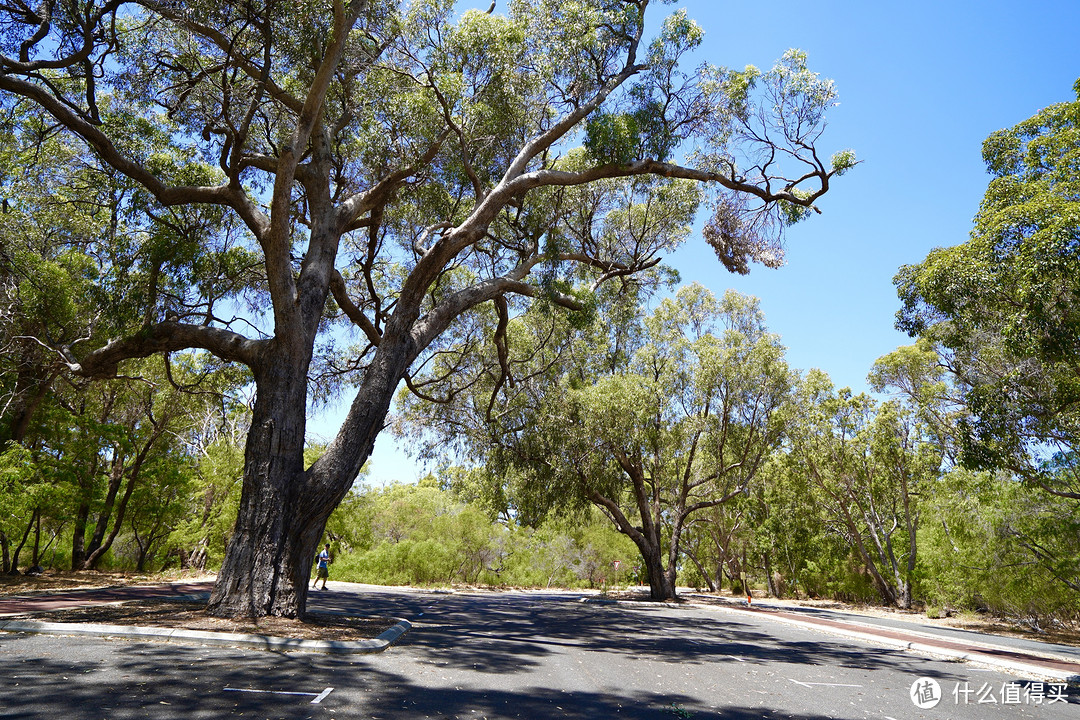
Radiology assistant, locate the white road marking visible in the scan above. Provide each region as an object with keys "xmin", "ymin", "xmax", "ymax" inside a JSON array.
[
  {"xmin": 224, "ymin": 687, "xmax": 335, "ymax": 704},
  {"xmin": 726, "ymin": 655, "xmax": 746, "ymax": 663},
  {"xmin": 788, "ymin": 679, "xmax": 863, "ymax": 688},
  {"xmin": 416, "ymin": 601, "xmax": 441, "ymax": 619}
]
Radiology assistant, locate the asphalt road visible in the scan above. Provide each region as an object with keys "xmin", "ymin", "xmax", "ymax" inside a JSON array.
[
  {"xmin": 0, "ymin": 584, "xmax": 1076, "ymax": 719},
  {"xmin": 715, "ymin": 596, "xmax": 1080, "ymax": 664}
]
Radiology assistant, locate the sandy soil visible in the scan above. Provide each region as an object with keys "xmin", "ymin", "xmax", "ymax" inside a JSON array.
[
  {"xmin": 11, "ymin": 598, "xmax": 397, "ymax": 641},
  {"xmin": 0, "ymin": 571, "xmax": 395, "ymax": 641}
]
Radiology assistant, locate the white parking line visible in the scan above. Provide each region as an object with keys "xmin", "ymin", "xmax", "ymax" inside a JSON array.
[
  {"xmin": 224, "ymin": 687, "xmax": 335, "ymax": 704},
  {"xmin": 788, "ymin": 679, "xmax": 863, "ymax": 688}
]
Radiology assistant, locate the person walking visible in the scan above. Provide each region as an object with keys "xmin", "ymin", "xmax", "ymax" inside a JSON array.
[{"xmin": 312, "ymin": 543, "xmax": 332, "ymax": 590}]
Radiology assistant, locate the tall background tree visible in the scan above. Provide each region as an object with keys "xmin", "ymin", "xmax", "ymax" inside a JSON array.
[
  {"xmin": 895, "ymin": 77, "xmax": 1080, "ymax": 626},
  {"xmin": 785, "ymin": 369, "xmax": 941, "ymax": 608},
  {"xmin": 895, "ymin": 78, "xmax": 1080, "ymax": 500},
  {"xmin": 0, "ymin": 0, "xmax": 848, "ymax": 617},
  {"xmin": 399, "ymin": 285, "xmax": 795, "ymax": 600}
]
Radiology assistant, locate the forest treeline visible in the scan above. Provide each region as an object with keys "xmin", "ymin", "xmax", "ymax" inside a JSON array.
[
  {"xmin": 2, "ymin": 42, "xmax": 1078, "ymax": 633},
  {"xmin": 2, "ymin": 325, "xmax": 1078, "ymax": 631}
]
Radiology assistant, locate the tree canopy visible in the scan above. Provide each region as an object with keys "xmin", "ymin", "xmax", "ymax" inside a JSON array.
[
  {"xmin": 0, "ymin": 0, "xmax": 848, "ymax": 617},
  {"xmin": 895, "ymin": 78, "xmax": 1080, "ymax": 500},
  {"xmin": 399, "ymin": 284, "xmax": 795, "ymax": 599}
]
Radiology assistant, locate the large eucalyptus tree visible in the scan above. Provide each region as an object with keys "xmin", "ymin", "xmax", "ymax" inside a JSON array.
[{"xmin": 0, "ymin": 0, "xmax": 849, "ymax": 617}]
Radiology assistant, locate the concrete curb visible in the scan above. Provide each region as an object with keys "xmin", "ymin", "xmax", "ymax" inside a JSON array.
[
  {"xmin": 691, "ymin": 600, "xmax": 1080, "ymax": 683},
  {"xmin": 0, "ymin": 617, "xmax": 412, "ymax": 654}
]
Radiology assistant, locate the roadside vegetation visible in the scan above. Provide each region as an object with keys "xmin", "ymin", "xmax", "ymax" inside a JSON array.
[{"xmin": 0, "ymin": 0, "xmax": 1077, "ymax": 635}]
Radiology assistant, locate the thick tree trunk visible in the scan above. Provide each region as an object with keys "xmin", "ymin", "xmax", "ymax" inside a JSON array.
[
  {"xmin": 205, "ymin": 349, "xmax": 313, "ymax": 618},
  {"xmin": 584, "ymin": 484, "xmax": 675, "ymax": 601},
  {"xmin": 205, "ymin": 337, "xmax": 394, "ymax": 619},
  {"xmin": 640, "ymin": 541, "xmax": 674, "ymax": 601},
  {"xmin": 662, "ymin": 519, "xmax": 689, "ymax": 600},
  {"xmin": 642, "ymin": 512, "xmax": 675, "ymax": 601}
]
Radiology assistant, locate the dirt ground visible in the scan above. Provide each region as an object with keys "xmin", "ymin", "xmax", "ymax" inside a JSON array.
[
  {"xmin": 0, "ymin": 569, "xmax": 173, "ymax": 596},
  {"xmin": 0, "ymin": 571, "xmax": 396, "ymax": 641},
  {"xmin": 764, "ymin": 597, "xmax": 1080, "ymax": 648},
  {"xmin": 12, "ymin": 598, "xmax": 399, "ymax": 641}
]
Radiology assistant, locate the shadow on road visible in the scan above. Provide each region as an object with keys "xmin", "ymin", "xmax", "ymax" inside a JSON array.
[
  {"xmin": 309, "ymin": 588, "xmax": 974, "ymax": 681},
  {"xmin": 8, "ymin": 587, "xmax": 1059, "ymax": 719},
  {"xmin": 0, "ymin": 632, "xmax": 943, "ymax": 719}
]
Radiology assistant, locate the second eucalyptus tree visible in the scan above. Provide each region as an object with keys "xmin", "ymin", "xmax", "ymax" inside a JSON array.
[
  {"xmin": 400, "ymin": 285, "xmax": 796, "ymax": 600},
  {"xmin": 895, "ymin": 80, "xmax": 1080, "ymax": 500},
  {"xmin": 786, "ymin": 366, "xmax": 943, "ymax": 608}
]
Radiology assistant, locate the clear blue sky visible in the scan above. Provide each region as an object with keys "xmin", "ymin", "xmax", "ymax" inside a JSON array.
[{"xmin": 311, "ymin": 0, "xmax": 1080, "ymax": 485}]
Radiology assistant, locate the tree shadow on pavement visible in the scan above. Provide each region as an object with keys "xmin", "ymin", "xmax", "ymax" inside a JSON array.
[
  {"xmin": 0, "ymin": 633, "xmax": 979, "ymax": 720},
  {"xmin": 312, "ymin": 589, "xmax": 975, "ymax": 681},
  {"xmin": 0, "ymin": 635, "xmax": 382, "ymax": 719}
]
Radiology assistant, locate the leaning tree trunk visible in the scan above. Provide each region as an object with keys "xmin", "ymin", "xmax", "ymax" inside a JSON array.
[
  {"xmin": 8, "ymin": 509, "xmax": 36, "ymax": 575},
  {"xmin": 684, "ymin": 549, "xmax": 717, "ymax": 592}
]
